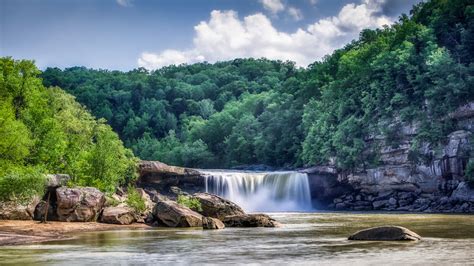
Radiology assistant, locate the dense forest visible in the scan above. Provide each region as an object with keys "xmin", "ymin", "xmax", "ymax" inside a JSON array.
[
  {"xmin": 42, "ymin": 0, "xmax": 473, "ymax": 171},
  {"xmin": 0, "ymin": 58, "xmax": 137, "ymax": 202}
]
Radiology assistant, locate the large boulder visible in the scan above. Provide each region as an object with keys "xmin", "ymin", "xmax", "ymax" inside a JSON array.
[
  {"xmin": 137, "ymin": 161, "xmax": 204, "ymax": 195},
  {"xmin": 348, "ymin": 226, "xmax": 421, "ymax": 241},
  {"xmin": 100, "ymin": 206, "xmax": 136, "ymax": 225},
  {"xmin": 192, "ymin": 193, "xmax": 245, "ymax": 220},
  {"xmin": 222, "ymin": 214, "xmax": 280, "ymax": 228},
  {"xmin": 153, "ymin": 200, "xmax": 203, "ymax": 227},
  {"xmin": 56, "ymin": 187, "xmax": 105, "ymax": 222},
  {"xmin": 202, "ymin": 217, "xmax": 225, "ymax": 230},
  {"xmin": 0, "ymin": 196, "xmax": 40, "ymax": 220}
]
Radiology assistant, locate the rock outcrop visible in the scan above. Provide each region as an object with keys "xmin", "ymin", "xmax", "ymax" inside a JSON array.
[
  {"xmin": 222, "ymin": 214, "xmax": 279, "ymax": 228},
  {"xmin": 100, "ymin": 207, "xmax": 136, "ymax": 225},
  {"xmin": 56, "ymin": 187, "xmax": 105, "ymax": 222},
  {"xmin": 348, "ymin": 226, "xmax": 421, "ymax": 241},
  {"xmin": 192, "ymin": 193, "xmax": 245, "ymax": 220},
  {"xmin": 202, "ymin": 217, "xmax": 225, "ymax": 229},
  {"xmin": 137, "ymin": 161, "xmax": 204, "ymax": 196},
  {"xmin": 325, "ymin": 123, "xmax": 474, "ymax": 213},
  {"xmin": 0, "ymin": 196, "xmax": 39, "ymax": 220},
  {"xmin": 153, "ymin": 200, "xmax": 203, "ymax": 227}
]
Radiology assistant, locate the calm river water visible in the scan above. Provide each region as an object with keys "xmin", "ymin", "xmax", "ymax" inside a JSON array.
[{"xmin": 1, "ymin": 212, "xmax": 474, "ymax": 265}]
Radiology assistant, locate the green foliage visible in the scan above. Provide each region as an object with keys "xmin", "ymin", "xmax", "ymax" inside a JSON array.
[
  {"xmin": 0, "ymin": 167, "xmax": 46, "ymax": 203},
  {"xmin": 126, "ymin": 186, "xmax": 147, "ymax": 213},
  {"xmin": 105, "ymin": 195, "xmax": 120, "ymax": 207},
  {"xmin": 39, "ymin": 0, "xmax": 474, "ymax": 171},
  {"xmin": 177, "ymin": 195, "xmax": 203, "ymax": 212},
  {"xmin": 42, "ymin": 59, "xmax": 304, "ymax": 168},
  {"xmin": 0, "ymin": 57, "xmax": 138, "ymax": 200}
]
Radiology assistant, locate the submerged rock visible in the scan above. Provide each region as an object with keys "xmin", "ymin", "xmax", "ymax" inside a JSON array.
[
  {"xmin": 56, "ymin": 187, "xmax": 105, "ymax": 222},
  {"xmin": 222, "ymin": 214, "xmax": 280, "ymax": 228},
  {"xmin": 100, "ymin": 206, "xmax": 136, "ymax": 225},
  {"xmin": 192, "ymin": 193, "xmax": 245, "ymax": 220},
  {"xmin": 202, "ymin": 217, "xmax": 225, "ymax": 229},
  {"xmin": 153, "ymin": 200, "xmax": 203, "ymax": 227},
  {"xmin": 348, "ymin": 226, "xmax": 421, "ymax": 241},
  {"xmin": 0, "ymin": 196, "xmax": 39, "ymax": 220}
]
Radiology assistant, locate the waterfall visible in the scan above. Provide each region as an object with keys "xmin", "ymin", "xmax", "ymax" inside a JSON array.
[{"xmin": 203, "ymin": 171, "xmax": 312, "ymax": 212}]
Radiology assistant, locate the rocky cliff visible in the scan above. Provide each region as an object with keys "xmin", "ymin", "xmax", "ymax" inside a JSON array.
[{"xmin": 323, "ymin": 103, "xmax": 474, "ymax": 213}]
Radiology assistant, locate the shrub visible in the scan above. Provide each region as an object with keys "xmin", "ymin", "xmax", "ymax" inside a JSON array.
[
  {"xmin": 126, "ymin": 186, "xmax": 146, "ymax": 213},
  {"xmin": 0, "ymin": 167, "xmax": 46, "ymax": 204},
  {"xmin": 177, "ymin": 194, "xmax": 202, "ymax": 212},
  {"xmin": 105, "ymin": 195, "xmax": 120, "ymax": 207}
]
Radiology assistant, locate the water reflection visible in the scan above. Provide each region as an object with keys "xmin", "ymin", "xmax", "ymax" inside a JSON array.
[{"xmin": 1, "ymin": 213, "xmax": 474, "ymax": 265}]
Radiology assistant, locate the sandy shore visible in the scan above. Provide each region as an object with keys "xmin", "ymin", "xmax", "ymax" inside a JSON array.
[{"xmin": 0, "ymin": 220, "xmax": 152, "ymax": 246}]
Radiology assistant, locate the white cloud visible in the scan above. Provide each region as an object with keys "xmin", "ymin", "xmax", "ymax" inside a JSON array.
[
  {"xmin": 308, "ymin": 0, "xmax": 318, "ymax": 5},
  {"xmin": 116, "ymin": 0, "xmax": 132, "ymax": 7},
  {"xmin": 288, "ymin": 7, "xmax": 303, "ymax": 21},
  {"xmin": 259, "ymin": 0, "xmax": 285, "ymax": 14},
  {"xmin": 138, "ymin": 1, "xmax": 395, "ymax": 70}
]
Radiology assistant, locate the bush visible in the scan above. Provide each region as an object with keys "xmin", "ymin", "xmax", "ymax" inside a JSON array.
[
  {"xmin": 126, "ymin": 186, "xmax": 146, "ymax": 213},
  {"xmin": 0, "ymin": 167, "xmax": 46, "ymax": 203},
  {"xmin": 105, "ymin": 195, "xmax": 120, "ymax": 207},
  {"xmin": 177, "ymin": 194, "xmax": 202, "ymax": 212}
]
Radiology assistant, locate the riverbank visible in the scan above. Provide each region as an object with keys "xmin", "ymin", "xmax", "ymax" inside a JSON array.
[
  {"xmin": 1, "ymin": 213, "xmax": 474, "ymax": 264},
  {"xmin": 0, "ymin": 220, "xmax": 152, "ymax": 246}
]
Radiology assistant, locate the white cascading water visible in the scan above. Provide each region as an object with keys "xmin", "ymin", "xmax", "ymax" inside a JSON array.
[{"xmin": 203, "ymin": 171, "xmax": 312, "ymax": 212}]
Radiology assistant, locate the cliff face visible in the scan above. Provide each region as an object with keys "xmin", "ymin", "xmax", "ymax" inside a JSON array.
[{"xmin": 325, "ymin": 103, "xmax": 474, "ymax": 213}]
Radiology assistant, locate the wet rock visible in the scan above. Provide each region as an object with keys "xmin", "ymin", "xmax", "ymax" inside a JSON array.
[
  {"xmin": 375, "ymin": 191, "xmax": 393, "ymax": 201},
  {"xmin": 192, "ymin": 193, "xmax": 245, "ymax": 220},
  {"xmin": 451, "ymin": 182, "xmax": 474, "ymax": 203},
  {"xmin": 388, "ymin": 197, "xmax": 397, "ymax": 206},
  {"xmin": 222, "ymin": 214, "xmax": 279, "ymax": 228},
  {"xmin": 100, "ymin": 206, "xmax": 136, "ymax": 225},
  {"xmin": 0, "ymin": 196, "xmax": 40, "ymax": 220},
  {"xmin": 202, "ymin": 217, "xmax": 225, "ymax": 229},
  {"xmin": 373, "ymin": 200, "xmax": 388, "ymax": 209},
  {"xmin": 153, "ymin": 200, "xmax": 203, "ymax": 227},
  {"xmin": 412, "ymin": 198, "xmax": 431, "ymax": 211},
  {"xmin": 348, "ymin": 226, "xmax": 421, "ymax": 241},
  {"xmin": 56, "ymin": 187, "xmax": 105, "ymax": 222}
]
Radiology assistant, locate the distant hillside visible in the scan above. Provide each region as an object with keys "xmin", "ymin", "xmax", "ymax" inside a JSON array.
[{"xmin": 42, "ymin": 0, "xmax": 474, "ymax": 173}]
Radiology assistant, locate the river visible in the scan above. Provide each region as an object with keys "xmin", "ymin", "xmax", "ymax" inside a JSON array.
[{"xmin": 1, "ymin": 212, "xmax": 474, "ymax": 265}]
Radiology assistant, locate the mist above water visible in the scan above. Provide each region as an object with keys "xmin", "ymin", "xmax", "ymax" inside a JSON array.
[{"xmin": 203, "ymin": 170, "xmax": 312, "ymax": 212}]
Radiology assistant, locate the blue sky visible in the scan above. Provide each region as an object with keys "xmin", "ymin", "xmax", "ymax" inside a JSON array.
[{"xmin": 0, "ymin": 0, "xmax": 422, "ymax": 70}]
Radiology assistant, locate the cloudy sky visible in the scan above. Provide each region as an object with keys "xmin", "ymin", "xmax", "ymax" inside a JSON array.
[{"xmin": 1, "ymin": 0, "xmax": 423, "ymax": 70}]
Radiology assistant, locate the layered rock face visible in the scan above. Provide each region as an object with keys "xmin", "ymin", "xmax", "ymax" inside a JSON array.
[{"xmin": 324, "ymin": 103, "xmax": 474, "ymax": 213}]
